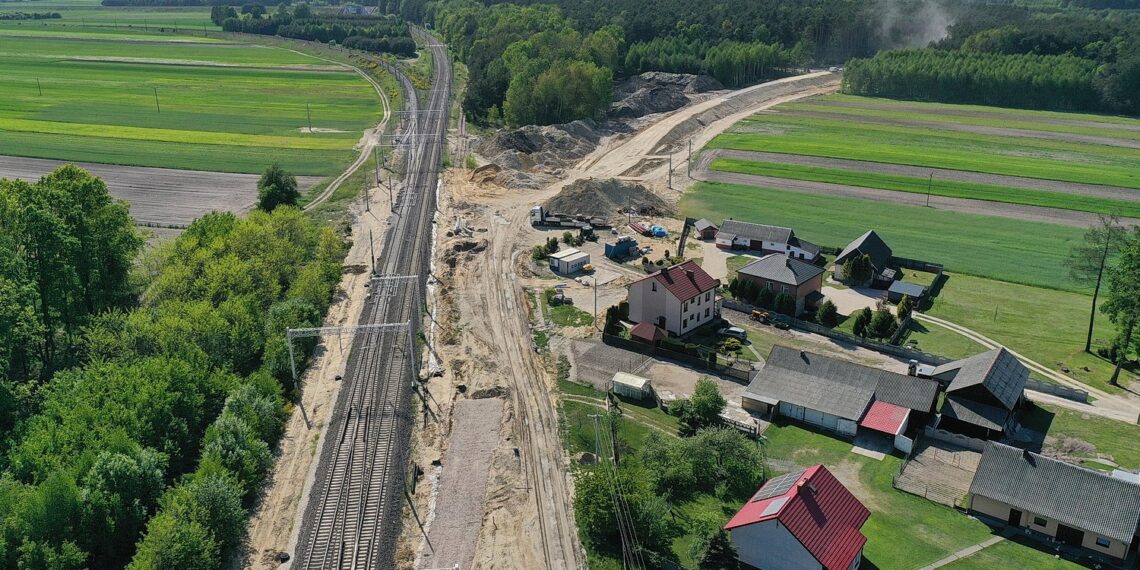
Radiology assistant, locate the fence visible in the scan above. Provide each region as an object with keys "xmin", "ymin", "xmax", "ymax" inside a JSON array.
[
  {"xmin": 1025, "ymin": 378, "xmax": 1088, "ymax": 403},
  {"xmin": 923, "ymin": 426, "xmax": 987, "ymax": 452},
  {"xmin": 721, "ymin": 299, "xmax": 951, "ymax": 365},
  {"xmin": 601, "ymin": 333, "xmax": 755, "ymax": 383},
  {"xmin": 894, "ymin": 256, "xmax": 944, "ymax": 275},
  {"xmin": 719, "ymin": 414, "xmax": 761, "ymax": 438}
]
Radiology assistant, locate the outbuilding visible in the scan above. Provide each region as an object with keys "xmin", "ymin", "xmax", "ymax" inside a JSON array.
[
  {"xmin": 887, "ymin": 281, "xmax": 925, "ymax": 304},
  {"xmin": 548, "ymin": 248, "xmax": 590, "ymax": 274},
  {"xmin": 611, "ymin": 372, "xmax": 653, "ymax": 400},
  {"xmin": 693, "ymin": 218, "xmax": 718, "ymax": 240}
]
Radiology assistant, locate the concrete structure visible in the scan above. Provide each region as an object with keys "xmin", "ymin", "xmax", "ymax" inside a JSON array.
[
  {"xmin": 611, "ymin": 372, "xmax": 653, "ymax": 400},
  {"xmin": 833, "ymin": 230, "xmax": 893, "ymax": 282},
  {"xmin": 715, "ymin": 219, "xmax": 819, "ymax": 261},
  {"xmin": 736, "ymin": 253, "xmax": 825, "ymax": 316},
  {"xmin": 933, "ymin": 348, "xmax": 1027, "ymax": 439},
  {"xmin": 969, "ymin": 442, "xmax": 1140, "ymax": 561},
  {"xmin": 742, "ymin": 346, "xmax": 939, "ymax": 444},
  {"xmin": 627, "ymin": 260, "xmax": 720, "ymax": 337},
  {"xmin": 726, "ymin": 465, "xmax": 870, "ymax": 570},
  {"xmin": 548, "ymin": 248, "xmax": 590, "ymax": 274}
]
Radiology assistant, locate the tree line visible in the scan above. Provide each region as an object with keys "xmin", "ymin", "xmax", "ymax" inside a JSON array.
[
  {"xmin": 0, "ymin": 166, "xmax": 345, "ymax": 568},
  {"xmin": 215, "ymin": 4, "xmax": 417, "ymax": 57}
]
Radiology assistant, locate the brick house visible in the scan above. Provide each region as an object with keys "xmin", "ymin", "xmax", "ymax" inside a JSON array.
[{"xmin": 736, "ymin": 253, "xmax": 825, "ymax": 316}]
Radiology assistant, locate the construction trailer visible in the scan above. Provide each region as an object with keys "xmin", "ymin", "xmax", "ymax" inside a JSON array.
[{"xmin": 549, "ymin": 248, "xmax": 590, "ymax": 274}]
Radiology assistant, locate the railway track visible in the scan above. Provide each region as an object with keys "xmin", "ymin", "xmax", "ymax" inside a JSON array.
[{"xmin": 293, "ymin": 30, "xmax": 451, "ymax": 570}]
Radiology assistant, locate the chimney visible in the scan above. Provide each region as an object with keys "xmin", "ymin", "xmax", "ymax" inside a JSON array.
[
  {"xmin": 907, "ymin": 359, "xmax": 918, "ymax": 376},
  {"xmin": 685, "ymin": 269, "xmax": 695, "ymax": 283}
]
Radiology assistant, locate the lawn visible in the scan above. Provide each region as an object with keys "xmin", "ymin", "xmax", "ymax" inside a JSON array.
[
  {"xmin": 942, "ymin": 535, "xmax": 1085, "ymax": 570},
  {"xmin": 548, "ymin": 303, "xmax": 594, "ymax": 327},
  {"xmin": 903, "ymin": 320, "xmax": 987, "ymax": 359},
  {"xmin": 761, "ymin": 422, "xmax": 998, "ymax": 569},
  {"xmin": 681, "ymin": 181, "xmax": 1087, "ymax": 291},
  {"xmin": 1020, "ymin": 402, "xmax": 1140, "ymax": 471},
  {"xmin": 710, "ymin": 114, "xmax": 1140, "ymax": 189},
  {"xmin": 726, "ymin": 254, "xmax": 757, "ymax": 275},
  {"xmin": 0, "ymin": 34, "xmax": 382, "ymax": 175},
  {"xmin": 899, "ymin": 269, "xmax": 940, "ymax": 288},
  {"xmin": 922, "ymin": 274, "xmax": 1134, "ymax": 393},
  {"xmin": 710, "ymin": 158, "xmax": 1140, "ymax": 217}
]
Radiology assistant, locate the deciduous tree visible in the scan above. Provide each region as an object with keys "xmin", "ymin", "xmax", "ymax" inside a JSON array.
[
  {"xmin": 1100, "ymin": 227, "xmax": 1140, "ymax": 385},
  {"xmin": 1066, "ymin": 215, "xmax": 1125, "ymax": 353},
  {"xmin": 255, "ymin": 164, "xmax": 299, "ymax": 212}
]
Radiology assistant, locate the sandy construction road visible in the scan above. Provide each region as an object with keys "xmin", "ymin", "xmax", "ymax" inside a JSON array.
[{"xmin": 0, "ymin": 155, "xmax": 323, "ymax": 228}]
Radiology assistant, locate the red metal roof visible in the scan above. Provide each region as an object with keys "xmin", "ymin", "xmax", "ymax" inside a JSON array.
[
  {"xmin": 632, "ymin": 260, "xmax": 719, "ymax": 302},
  {"xmin": 725, "ymin": 465, "xmax": 870, "ymax": 570},
  {"xmin": 630, "ymin": 322, "xmax": 666, "ymax": 342},
  {"xmin": 860, "ymin": 400, "xmax": 910, "ymax": 435}
]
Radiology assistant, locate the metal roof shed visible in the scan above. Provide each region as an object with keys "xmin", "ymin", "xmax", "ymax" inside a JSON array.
[{"xmin": 612, "ymin": 372, "xmax": 653, "ymax": 400}]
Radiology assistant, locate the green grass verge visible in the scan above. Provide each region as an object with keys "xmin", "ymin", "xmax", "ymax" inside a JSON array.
[
  {"xmin": 1021, "ymin": 402, "xmax": 1140, "ymax": 471},
  {"xmin": 762, "ymin": 422, "xmax": 997, "ymax": 569},
  {"xmin": 681, "ymin": 181, "xmax": 1087, "ymax": 291},
  {"xmin": 548, "ymin": 303, "xmax": 594, "ymax": 327},
  {"xmin": 942, "ymin": 535, "xmax": 1085, "ymax": 570},
  {"xmin": 924, "ymin": 273, "xmax": 1135, "ymax": 394},
  {"xmin": 904, "ymin": 320, "xmax": 988, "ymax": 359},
  {"xmin": 710, "ymin": 158, "xmax": 1140, "ymax": 218},
  {"xmin": 711, "ymin": 114, "xmax": 1140, "ymax": 190}
]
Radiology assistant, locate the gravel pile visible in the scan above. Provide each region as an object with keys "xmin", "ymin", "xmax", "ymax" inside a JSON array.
[
  {"xmin": 610, "ymin": 72, "xmax": 723, "ymax": 118},
  {"xmin": 542, "ymin": 178, "xmax": 674, "ymax": 220},
  {"xmin": 476, "ymin": 120, "xmax": 603, "ymax": 175}
]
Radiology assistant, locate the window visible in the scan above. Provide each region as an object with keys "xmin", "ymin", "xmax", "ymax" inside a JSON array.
[
  {"xmin": 705, "ymin": 308, "xmax": 710, "ymax": 317},
  {"xmin": 705, "ymin": 292, "xmax": 710, "ymax": 302},
  {"xmin": 651, "ymin": 282, "xmax": 657, "ymax": 292},
  {"xmin": 683, "ymin": 317, "xmax": 688, "ymax": 328},
  {"xmin": 1032, "ymin": 517, "xmax": 1047, "ymax": 527},
  {"xmin": 1095, "ymin": 537, "xmax": 1111, "ymax": 548},
  {"xmin": 683, "ymin": 301, "xmax": 688, "ymax": 312},
  {"xmin": 766, "ymin": 282, "xmax": 773, "ymax": 291},
  {"xmin": 782, "ymin": 286, "xmax": 790, "ymax": 294}
]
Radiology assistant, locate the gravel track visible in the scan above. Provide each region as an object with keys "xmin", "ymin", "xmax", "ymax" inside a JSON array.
[
  {"xmin": 813, "ymin": 99, "xmax": 1140, "ymax": 133},
  {"xmin": 701, "ymin": 149, "xmax": 1140, "ymax": 203},
  {"xmin": 784, "ymin": 109, "xmax": 1140, "ymax": 150},
  {"xmin": 0, "ymin": 155, "xmax": 323, "ymax": 227},
  {"xmin": 694, "ymin": 157, "xmax": 1140, "ymax": 228}
]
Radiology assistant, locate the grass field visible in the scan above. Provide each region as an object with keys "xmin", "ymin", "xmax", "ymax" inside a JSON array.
[
  {"xmin": 710, "ymin": 157, "xmax": 1140, "ymax": 217},
  {"xmin": 0, "ymin": 0, "xmax": 217, "ymax": 31},
  {"xmin": 710, "ymin": 113, "xmax": 1140, "ymax": 190},
  {"xmin": 1021, "ymin": 402, "xmax": 1140, "ymax": 470},
  {"xmin": 817, "ymin": 93, "xmax": 1140, "ymax": 129},
  {"xmin": 0, "ymin": 34, "xmax": 382, "ymax": 175},
  {"xmin": 942, "ymin": 536, "xmax": 1084, "ymax": 570},
  {"xmin": 682, "ymin": 181, "xmax": 1087, "ymax": 290}
]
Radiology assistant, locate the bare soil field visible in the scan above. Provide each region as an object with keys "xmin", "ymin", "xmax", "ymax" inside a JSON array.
[
  {"xmin": 700, "ymin": 148, "xmax": 1140, "ymax": 202},
  {"xmin": 787, "ymin": 109, "xmax": 1140, "ymax": 149},
  {"xmin": 0, "ymin": 155, "xmax": 323, "ymax": 227}
]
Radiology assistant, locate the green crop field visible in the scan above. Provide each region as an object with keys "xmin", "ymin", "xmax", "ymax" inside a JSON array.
[
  {"xmin": 820, "ymin": 93, "xmax": 1140, "ymax": 128},
  {"xmin": 710, "ymin": 158, "xmax": 1140, "ymax": 217},
  {"xmin": 710, "ymin": 114, "xmax": 1140, "ymax": 190},
  {"xmin": 0, "ymin": 0, "xmax": 217, "ymax": 31},
  {"xmin": 0, "ymin": 34, "xmax": 383, "ymax": 175},
  {"xmin": 682, "ymin": 181, "xmax": 1087, "ymax": 290}
]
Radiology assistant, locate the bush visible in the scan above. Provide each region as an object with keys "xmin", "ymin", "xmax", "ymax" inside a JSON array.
[
  {"xmin": 531, "ymin": 244, "xmax": 547, "ymax": 261},
  {"xmin": 852, "ymin": 307, "xmax": 872, "ymax": 337},
  {"xmin": 868, "ymin": 308, "xmax": 898, "ymax": 339},
  {"xmin": 677, "ymin": 378, "xmax": 726, "ymax": 436},
  {"xmin": 817, "ymin": 299, "xmax": 839, "ymax": 327},
  {"xmin": 773, "ymin": 292, "xmax": 796, "ymax": 317},
  {"xmin": 756, "ymin": 287, "xmax": 775, "ymax": 309},
  {"xmin": 897, "ymin": 294, "xmax": 914, "ymax": 321}
]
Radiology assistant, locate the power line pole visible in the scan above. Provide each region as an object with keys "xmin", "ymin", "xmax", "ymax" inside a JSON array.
[
  {"xmin": 153, "ymin": 87, "xmax": 160, "ymax": 113},
  {"xmin": 369, "ymin": 228, "xmax": 376, "ymax": 275},
  {"xmin": 388, "ymin": 173, "xmax": 394, "ymax": 212},
  {"xmin": 306, "ymin": 103, "xmax": 312, "ymax": 133},
  {"xmin": 667, "ymin": 155, "xmax": 673, "ymax": 189},
  {"xmin": 926, "ymin": 172, "xmax": 933, "ymax": 207},
  {"xmin": 687, "ymin": 138, "xmax": 692, "ymax": 177},
  {"xmin": 374, "ymin": 145, "xmax": 380, "ymax": 184}
]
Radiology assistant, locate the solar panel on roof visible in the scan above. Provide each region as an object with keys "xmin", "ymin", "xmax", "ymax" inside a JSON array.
[
  {"xmin": 752, "ymin": 470, "xmax": 805, "ymax": 501},
  {"xmin": 759, "ymin": 496, "xmax": 790, "ymax": 517}
]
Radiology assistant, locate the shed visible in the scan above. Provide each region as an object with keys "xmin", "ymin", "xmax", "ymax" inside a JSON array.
[
  {"xmin": 548, "ymin": 248, "xmax": 590, "ymax": 274},
  {"xmin": 611, "ymin": 372, "xmax": 653, "ymax": 400},
  {"xmin": 887, "ymin": 280, "xmax": 925, "ymax": 303},
  {"xmin": 694, "ymin": 218, "xmax": 718, "ymax": 240}
]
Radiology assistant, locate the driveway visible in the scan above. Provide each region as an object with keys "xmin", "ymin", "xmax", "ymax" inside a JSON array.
[
  {"xmin": 821, "ymin": 283, "xmax": 885, "ymax": 316},
  {"xmin": 697, "ymin": 239, "xmax": 729, "ymax": 280}
]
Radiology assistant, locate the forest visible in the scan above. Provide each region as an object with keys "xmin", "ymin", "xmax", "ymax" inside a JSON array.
[
  {"xmin": 214, "ymin": 4, "xmax": 417, "ymax": 57},
  {"xmin": 0, "ymin": 166, "xmax": 344, "ymax": 569}
]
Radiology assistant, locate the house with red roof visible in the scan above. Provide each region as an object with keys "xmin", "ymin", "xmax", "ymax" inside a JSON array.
[
  {"xmin": 725, "ymin": 465, "xmax": 870, "ymax": 570},
  {"xmin": 627, "ymin": 260, "xmax": 720, "ymax": 337}
]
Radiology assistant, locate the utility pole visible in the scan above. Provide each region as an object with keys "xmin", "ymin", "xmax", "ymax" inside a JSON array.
[
  {"xmin": 667, "ymin": 155, "xmax": 673, "ymax": 189},
  {"xmin": 369, "ymin": 229, "xmax": 376, "ymax": 275},
  {"xmin": 687, "ymin": 138, "xmax": 692, "ymax": 177},
  {"xmin": 594, "ymin": 277, "xmax": 599, "ymax": 334},
  {"xmin": 306, "ymin": 103, "xmax": 313, "ymax": 133},
  {"xmin": 153, "ymin": 87, "xmax": 160, "ymax": 113},
  {"xmin": 363, "ymin": 179, "xmax": 370, "ymax": 212},
  {"xmin": 374, "ymin": 145, "xmax": 380, "ymax": 184},
  {"xmin": 926, "ymin": 172, "xmax": 933, "ymax": 207},
  {"xmin": 388, "ymin": 174, "xmax": 394, "ymax": 212},
  {"xmin": 36, "ymin": 79, "xmax": 42, "ymax": 97}
]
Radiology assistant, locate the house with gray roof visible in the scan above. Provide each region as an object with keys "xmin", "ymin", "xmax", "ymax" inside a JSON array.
[
  {"xmin": 969, "ymin": 442, "xmax": 1140, "ymax": 560},
  {"xmin": 715, "ymin": 219, "xmax": 820, "ymax": 261},
  {"xmin": 833, "ymin": 230, "xmax": 896, "ymax": 286},
  {"xmin": 736, "ymin": 254, "xmax": 825, "ymax": 316},
  {"xmin": 932, "ymin": 348, "xmax": 1027, "ymax": 439},
  {"xmin": 742, "ymin": 346, "xmax": 939, "ymax": 443}
]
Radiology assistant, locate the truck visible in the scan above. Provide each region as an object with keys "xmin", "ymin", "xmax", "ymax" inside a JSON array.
[{"xmin": 530, "ymin": 206, "xmax": 610, "ymax": 229}]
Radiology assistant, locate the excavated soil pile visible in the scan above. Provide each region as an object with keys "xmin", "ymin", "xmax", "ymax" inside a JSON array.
[
  {"xmin": 476, "ymin": 120, "xmax": 603, "ymax": 186},
  {"xmin": 542, "ymin": 178, "xmax": 674, "ymax": 220},
  {"xmin": 610, "ymin": 72, "xmax": 723, "ymax": 118}
]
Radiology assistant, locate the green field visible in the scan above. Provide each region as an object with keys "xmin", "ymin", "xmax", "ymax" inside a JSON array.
[
  {"xmin": 820, "ymin": 93, "xmax": 1140, "ymax": 129},
  {"xmin": 682, "ymin": 181, "xmax": 1086, "ymax": 290},
  {"xmin": 0, "ymin": 34, "xmax": 382, "ymax": 174},
  {"xmin": 1021, "ymin": 402, "xmax": 1140, "ymax": 470},
  {"xmin": 0, "ymin": 0, "xmax": 217, "ymax": 31},
  {"xmin": 710, "ymin": 114, "xmax": 1140, "ymax": 190},
  {"xmin": 710, "ymin": 158, "xmax": 1140, "ymax": 217}
]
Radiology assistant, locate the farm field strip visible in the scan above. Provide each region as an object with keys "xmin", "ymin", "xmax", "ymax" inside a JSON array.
[
  {"xmin": 681, "ymin": 181, "xmax": 1087, "ymax": 290},
  {"xmin": 709, "ymin": 157, "xmax": 1140, "ymax": 217},
  {"xmin": 820, "ymin": 94, "xmax": 1140, "ymax": 130},
  {"xmin": 784, "ymin": 99, "xmax": 1140, "ymax": 142},
  {"xmin": 0, "ymin": 35, "xmax": 381, "ymax": 174},
  {"xmin": 0, "ymin": 0, "xmax": 218, "ymax": 29},
  {"xmin": 712, "ymin": 115, "xmax": 1140, "ymax": 189}
]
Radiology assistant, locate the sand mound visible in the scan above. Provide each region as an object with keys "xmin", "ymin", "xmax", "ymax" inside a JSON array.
[
  {"xmin": 476, "ymin": 120, "xmax": 603, "ymax": 176},
  {"xmin": 542, "ymin": 178, "xmax": 674, "ymax": 220}
]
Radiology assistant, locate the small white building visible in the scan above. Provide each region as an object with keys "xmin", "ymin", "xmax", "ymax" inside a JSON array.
[
  {"xmin": 548, "ymin": 248, "xmax": 590, "ymax": 274},
  {"xmin": 627, "ymin": 260, "xmax": 720, "ymax": 337},
  {"xmin": 611, "ymin": 372, "xmax": 653, "ymax": 400}
]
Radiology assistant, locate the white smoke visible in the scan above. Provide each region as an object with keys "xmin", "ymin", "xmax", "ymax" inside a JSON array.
[{"xmin": 876, "ymin": 0, "xmax": 954, "ymax": 49}]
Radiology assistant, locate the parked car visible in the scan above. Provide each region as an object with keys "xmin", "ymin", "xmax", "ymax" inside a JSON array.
[
  {"xmin": 717, "ymin": 326, "xmax": 747, "ymax": 340},
  {"xmin": 772, "ymin": 317, "xmax": 791, "ymax": 330}
]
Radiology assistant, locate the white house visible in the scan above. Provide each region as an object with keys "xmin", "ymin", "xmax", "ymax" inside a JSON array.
[
  {"xmin": 725, "ymin": 465, "xmax": 870, "ymax": 570},
  {"xmin": 715, "ymin": 219, "xmax": 820, "ymax": 261},
  {"xmin": 627, "ymin": 260, "xmax": 720, "ymax": 337},
  {"xmin": 548, "ymin": 248, "xmax": 590, "ymax": 274}
]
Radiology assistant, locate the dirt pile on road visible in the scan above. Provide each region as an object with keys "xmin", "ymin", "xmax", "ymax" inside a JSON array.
[
  {"xmin": 542, "ymin": 178, "xmax": 674, "ymax": 220},
  {"xmin": 477, "ymin": 120, "xmax": 603, "ymax": 177},
  {"xmin": 610, "ymin": 72, "xmax": 723, "ymax": 118}
]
